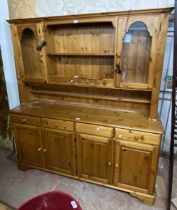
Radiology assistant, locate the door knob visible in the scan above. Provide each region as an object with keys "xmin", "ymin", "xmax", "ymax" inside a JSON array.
[
  {"xmin": 36, "ymin": 40, "xmax": 47, "ymax": 51},
  {"xmin": 54, "ymin": 124, "xmax": 58, "ymax": 128},
  {"xmin": 108, "ymin": 161, "xmax": 112, "ymax": 166},
  {"xmin": 38, "ymin": 147, "xmax": 42, "ymax": 152},
  {"xmin": 22, "ymin": 118, "xmax": 27, "ymax": 123},
  {"xmin": 134, "ymin": 136, "xmax": 139, "ymax": 141},
  {"xmin": 115, "ymin": 64, "xmax": 122, "ymax": 74}
]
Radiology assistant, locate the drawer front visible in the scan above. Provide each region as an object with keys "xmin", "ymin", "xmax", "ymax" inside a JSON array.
[
  {"xmin": 42, "ymin": 118, "xmax": 74, "ymax": 131},
  {"xmin": 76, "ymin": 123, "xmax": 113, "ymax": 137},
  {"xmin": 11, "ymin": 114, "xmax": 40, "ymax": 126},
  {"xmin": 115, "ymin": 128, "xmax": 161, "ymax": 145}
]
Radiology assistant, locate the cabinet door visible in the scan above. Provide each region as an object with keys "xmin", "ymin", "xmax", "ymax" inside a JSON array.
[
  {"xmin": 13, "ymin": 123, "xmax": 43, "ymax": 167},
  {"xmin": 43, "ymin": 129, "xmax": 75, "ymax": 176},
  {"xmin": 115, "ymin": 16, "xmax": 160, "ymax": 89},
  {"xmin": 114, "ymin": 140, "xmax": 159, "ymax": 194},
  {"xmin": 77, "ymin": 134, "xmax": 113, "ymax": 184},
  {"xmin": 17, "ymin": 23, "xmax": 46, "ymax": 82}
]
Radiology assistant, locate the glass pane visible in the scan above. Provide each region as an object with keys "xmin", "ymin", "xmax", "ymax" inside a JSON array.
[
  {"xmin": 121, "ymin": 22, "xmax": 151, "ymax": 84},
  {"xmin": 21, "ymin": 28, "xmax": 42, "ymax": 80}
]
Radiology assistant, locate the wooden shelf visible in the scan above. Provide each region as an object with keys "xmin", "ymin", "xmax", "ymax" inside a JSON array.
[
  {"xmin": 31, "ymin": 89, "xmax": 151, "ymax": 104},
  {"xmin": 47, "ymin": 52, "xmax": 115, "ymax": 57},
  {"xmin": 27, "ymin": 80, "xmax": 153, "ymax": 92}
]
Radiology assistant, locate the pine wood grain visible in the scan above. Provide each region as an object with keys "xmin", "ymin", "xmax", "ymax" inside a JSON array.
[{"xmin": 9, "ymin": 8, "xmax": 172, "ymax": 205}]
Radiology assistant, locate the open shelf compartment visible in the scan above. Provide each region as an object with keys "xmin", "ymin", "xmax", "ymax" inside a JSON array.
[{"xmin": 45, "ymin": 22, "xmax": 115, "ymax": 86}]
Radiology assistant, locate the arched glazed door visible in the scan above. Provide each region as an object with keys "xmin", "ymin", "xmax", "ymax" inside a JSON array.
[
  {"xmin": 17, "ymin": 24, "xmax": 46, "ymax": 82},
  {"xmin": 116, "ymin": 16, "xmax": 160, "ymax": 89}
]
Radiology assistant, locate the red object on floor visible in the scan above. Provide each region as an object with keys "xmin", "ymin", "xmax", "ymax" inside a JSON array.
[{"xmin": 17, "ymin": 191, "xmax": 82, "ymax": 210}]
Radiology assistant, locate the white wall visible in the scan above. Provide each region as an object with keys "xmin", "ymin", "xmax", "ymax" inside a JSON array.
[
  {"xmin": 36, "ymin": 0, "xmax": 174, "ymax": 17},
  {"xmin": 0, "ymin": 0, "xmax": 20, "ymax": 109},
  {"xmin": 8, "ymin": 0, "xmax": 174, "ymax": 19}
]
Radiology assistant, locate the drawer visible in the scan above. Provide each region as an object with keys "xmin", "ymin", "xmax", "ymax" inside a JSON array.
[
  {"xmin": 76, "ymin": 123, "xmax": 113, "ymax": 137},
  {"xmin": 11, "ymin": 114, "xmax": 40, "ymax": 126},
  {"xmin": 115, "ymin": 128, "xmax": 161, "ymax": 145},
  {"xmin": 42, "ymin": 118, "xmax": 74, "ymax": 131}
]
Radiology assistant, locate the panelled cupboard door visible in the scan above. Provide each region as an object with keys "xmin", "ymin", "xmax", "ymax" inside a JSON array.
[
  {"xmin": 43, "ymin": 129, "xmax": 75, "ymax": 176},
  {"xmin": 77, "ymin": 134, "xmax": 113, "ymax": 184},
  {"xmin": 115, "ymin": 15, "xmax": 160, "ymax": 89},
  {"xmin": 114, "ymin": 140, "xmax": 159, "ymax": 195},
  {"xmin": 13, "ymin": 123, "xmax": 43, "ymax": 167},
  {"xmin": 16, "ymin": 23, "xmax": 46, "ymax": 82}
]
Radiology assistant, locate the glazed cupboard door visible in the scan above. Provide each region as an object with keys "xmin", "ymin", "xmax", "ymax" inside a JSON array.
[
  {"xmin": 43, "ymin": 129, "xmax": 76, "ymax": 176},
  {"xmin": 114, "ymin": 140, "xmax": 159, "ymax": 194},
  {"xmin": 115, "ymin": 16, "xmax": 160, "ymax": 89},
  {"xmin": 16, "ymin": 23, "xmax": 47, "ymax": 82},
  {"xmin": 77, "ymin": 134, "xmax": 113, "ymax": 184},
  {"xmin": 13, "ymin": 123, "xmax": 43, "ymax": 167}
]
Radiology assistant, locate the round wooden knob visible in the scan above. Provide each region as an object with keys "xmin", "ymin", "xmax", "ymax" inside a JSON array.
[
  {"xmin": 134, "ymin": 136, "xmax": 139, "ymax": 141},
  {"xmin": 108, "ymin": 162, "xmax": 111, "ymax": 166},
  {"xmin": 115, "ymin": 164, "xmax": 119, "ymax": 168},
  {"xmin": 43, "ymin": 149, "xmax": 47, "ymax": 152},
  {"xmin": 118, "ymin": 134, "xmax": 122, "ymax": 138},
  {"xmin": 54, "ymin": 124, "xmax": 58, "ymax": 128},
  {"xmin": 38, "ymin": 148, "xmax": 42, "ymax": 152},
  {"xmin": 22, "ymin": 118, "xmax": 27, "ymax": 123}
]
